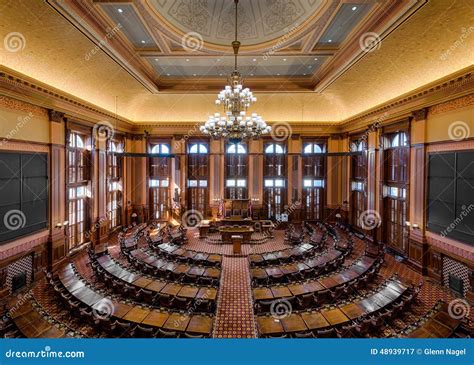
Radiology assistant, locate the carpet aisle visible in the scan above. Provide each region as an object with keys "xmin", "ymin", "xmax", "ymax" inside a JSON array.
[{"xmin": 212, "ymin": 256, "xmax": 257, "ymax": 338}]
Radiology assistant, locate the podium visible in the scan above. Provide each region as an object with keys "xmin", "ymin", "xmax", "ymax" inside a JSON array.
[{"xmin": 232, "ymin": 235, "xmax": 242, "ymax": 254}]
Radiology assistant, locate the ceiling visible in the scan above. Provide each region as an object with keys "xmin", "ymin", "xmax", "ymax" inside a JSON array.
[
  {"xmin": 0, "ymin": 0, "xmax": 473, "ymax": 124},
  {"xmin": 46, "ymin": 0, "xmax": 422, "ymax": 92}
]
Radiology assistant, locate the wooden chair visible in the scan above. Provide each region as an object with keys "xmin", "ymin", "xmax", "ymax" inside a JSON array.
[
  {"xmin": 111, "ymin": 320, "xmax": 133, "ymax": 338},
  {"xmin": 133, "ymin": 325, "xmax": 156, "ymax": 338},
  {"xmin": 158, "ymin": 328, "xmax": 178, "ymax": 338}
]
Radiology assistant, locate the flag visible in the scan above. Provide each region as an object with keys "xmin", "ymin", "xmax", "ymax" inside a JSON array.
[
  {"xmin": 248, "ymin": 198, "xmax": 253, "ymax": 218},
  {"xmin": 218, "ymin": 198, "xmax": 224, "ymax": 217}
]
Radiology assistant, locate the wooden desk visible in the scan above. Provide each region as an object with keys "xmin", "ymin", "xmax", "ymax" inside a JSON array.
[
  {"xmin": 253, "ymin": 287, "xmax": 274, "ymax": 301},
  {"xmin": 187, "ymin": 315, "xmax": 213, "ymax": 335},
  {"xmin": 281, "ymin": 314, "xmax": 307, "ymax": 333},
  {"xmin": 271, "ymin": 286, "xmax": 292, "ymax": 298},
  {"xmin": 141, "ymin": 311, "xmax": 169, "ymax": 328},
  {"xmin": 219, "ymin": 226, "xmax": 254, "ymax": 244},
  {"xmin": 163, "ymin": 313, "xmax": 191, "ymax": 332},
  {"xmin": 340, "ymin": 303, "xmax": 366, "ymax": 320},
  {"xmin": 301, "ymin": 312, "xmax": 330, "ymax": 330},
  {"xmin": 178, "ymin": 286, "xmax": 199, "ymax": 299},
  {"xmin": 123, "ymin": 306, "xmax": 149, "ymax": 323},
  {"xmin": 321, "ymin": 308, "xmax": 350, "ymax": 326},
  {"xmin": 257, "ymin": 316, "xmax": 284, "ymax": 335}
]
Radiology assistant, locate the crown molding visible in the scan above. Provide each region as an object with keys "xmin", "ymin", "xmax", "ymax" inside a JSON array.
[
  {"xmin": 0, "ymin": 65, "xmax": 134, "ymax": 133},
  {"xmin": 340, "ymin": 66, "xmax": 474, "ymax": 132}
]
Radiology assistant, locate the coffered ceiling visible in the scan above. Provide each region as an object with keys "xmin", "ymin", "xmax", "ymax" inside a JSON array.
[
  {"xmin": 0, "ymin": 0, "xmax": 473, "ymax": 124},
  {"xmin": 46, "ymin": 0, "xmax": 424, "ymax": 92}
]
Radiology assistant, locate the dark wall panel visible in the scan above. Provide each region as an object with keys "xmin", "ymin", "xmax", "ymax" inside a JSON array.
[
  {"xmin": 0, "ymin": 152, "xmax": 48, "ymax": 243},
  {"xmin": 427, "ymin": 151, "xmax": 474, "ymax": 245}
]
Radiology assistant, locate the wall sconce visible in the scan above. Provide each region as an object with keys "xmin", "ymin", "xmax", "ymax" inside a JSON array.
[
  {"xmin": 412, "ymin": 223, "xmax": 419, "ymax": 230},
  {"xmin": 251, "ymin": 197, "xmax": 260, "ymax": 203},
  {"xmin": 55, "ymin": 223, "xmax": 63, "ymax": 229},
  {"xmin": 405, "ymin": 221, "xmax": 411, "ymax": 227},
  {"xmin": 335, "ymin": 213, "xmax": 342, "ymax": 219}
]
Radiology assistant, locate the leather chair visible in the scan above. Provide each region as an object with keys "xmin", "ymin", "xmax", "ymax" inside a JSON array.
[
  {"xmin": 133, "ymin": 325, "xmax": 156, "ymax": 338},
  {"xmin": 111, "ymin": 320, "xmax": 133, "ymax": 338},
  {"xmin": 158, "ymin": 328, "xmax": 178, "ymax": 338}
]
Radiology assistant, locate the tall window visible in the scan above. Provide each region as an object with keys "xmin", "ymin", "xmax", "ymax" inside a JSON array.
[
  {"xmin": 149, "ymin": 143, "xmax": 171, "ymax": 220},
  {"xmin": 225, "ymin": 143, "xmax": 248, "ymax": 199},
  {"xmin": 263, "ymin": 143, "xmax": 286, "ymax": 219},
  {"xmin": 350, "ymin": 139, "xmax": 367, "ymax": 229},
  {"xmin": 67, "ymin": 131, "xmax": 91, "ymax": 249},
  {"xmin": 302, "ymin": 141, "xmax": 326, "ymax": 220},
  {"xmin": 187, "ymin": 142, "xmax": 209, "ymax": 215},
  {"xmin": 382, "ymin": 130, "xmax": 409, "ymax": 253},
  {"xmin": 107, "ymin": 140, "xmax": 123, "ymax": 230}
]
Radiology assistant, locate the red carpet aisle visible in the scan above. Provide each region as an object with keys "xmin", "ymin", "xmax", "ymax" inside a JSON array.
[{"xmin": 212, "ymin": 257, "xmax": 257, "ymax": 338}]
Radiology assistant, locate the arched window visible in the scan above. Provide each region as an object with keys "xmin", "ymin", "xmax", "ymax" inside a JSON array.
[
  {"xmin": 303, "ymin": 143, "xmax": 325, "ymax": 154},
  {"xmin": 189, "ymin": 143, "xmax": 208, "ymax": 154},
  {"xmin": 69, "ymin": 134, "xmax": 85, "ymax": 149},
  {"xmin": 265, "ymin": 143, "xmax": 284, "ymax": 154},
  {"xmin": 227, "ymin": 143, "xmax": 246, "ymax": 154},
  {"xmin": 151, "ymin": 143, "xmax": 170, "ymax": 154}
]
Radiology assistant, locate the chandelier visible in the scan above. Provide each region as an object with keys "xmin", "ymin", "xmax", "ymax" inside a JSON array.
[{"xmin": 200, "ymin": 0, "xmax": 271, "ymax": 144}]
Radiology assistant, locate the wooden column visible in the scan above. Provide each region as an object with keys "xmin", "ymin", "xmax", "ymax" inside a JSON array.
[
  {"xmin": 408, "ymin": 108, "xmax": 429, "ymax": 274},
  {"xmin": 91, "ymin": 126, "xmax": 108, "ymax": 247},
  {"xmin": 47, "ymin": 110, "xmax": 67, "ymax": 271}
]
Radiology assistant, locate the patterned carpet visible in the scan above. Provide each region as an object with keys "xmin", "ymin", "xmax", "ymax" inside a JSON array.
[
  {"xmin": 9, "ymin": 226, "xmax": 471, "ymax": 338},
  {"xmin": 184, "ymin": 229, "xmax": 290, "ymax": 255},
  {"xmin": 213, "ymin": 257, "xmax": 257, "ymax": 338}
]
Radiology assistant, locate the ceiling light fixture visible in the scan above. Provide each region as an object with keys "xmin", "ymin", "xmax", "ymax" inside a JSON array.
[
  {"xmin": 352, "ymin": 6, "xmax": 357, "ymax": 11},
  {"xmin": 200, "ymin": 0, "xmax": 270, "ymax": 143},
  {"xmin": 117, "ymin": 8, "xmax": 123, "ymax": 13}
]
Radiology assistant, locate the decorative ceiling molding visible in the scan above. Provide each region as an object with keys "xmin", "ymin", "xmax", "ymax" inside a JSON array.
[
  {"xmin": 46, "ymin": 0, "xmax": 160, "ymax": 93},
  {"xmin": 340, "ymin": 66, "xmax": 474, "ymax": 132},
  {"xmin": 0, "ymin": 66, "xmax": 134, "ymax": 133},
  {"xmin": 45, "ymin": 0, "xmax": 425, "ymax": 93},
  {"xmin": 1, "ymin": 65, "xmax": 472, "ymax": 136}
]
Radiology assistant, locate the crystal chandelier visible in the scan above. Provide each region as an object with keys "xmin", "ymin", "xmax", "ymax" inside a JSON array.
[{"xmin": 200, "ymin": 0, "xmax": 271, "ymax": 144}]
